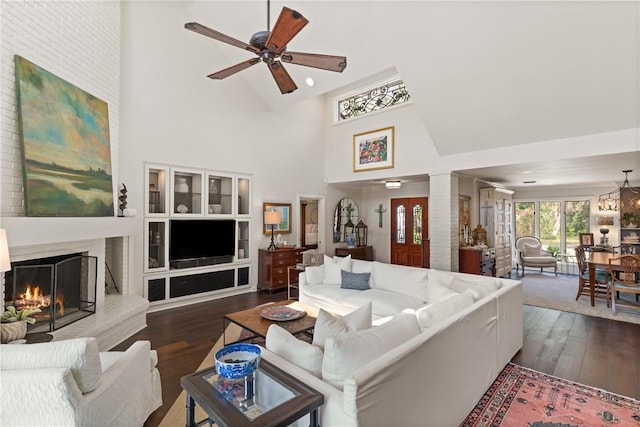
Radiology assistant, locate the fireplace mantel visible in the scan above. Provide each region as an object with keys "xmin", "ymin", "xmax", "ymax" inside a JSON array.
[{"xmin": 1, "ymin": 217, "xmax": 138, "ymax": 248}]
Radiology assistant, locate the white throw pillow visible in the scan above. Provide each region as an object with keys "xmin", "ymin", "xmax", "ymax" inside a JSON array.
[
  {"xmin": 351, "ymin": 259, "xmax": 375, "ymax": 287},
  {"xmin": 426, "ymin": 282, "xmax": 459, "ymax": 304},
  {"xmin": 415, "ymin": 292, "xmax": 475, "ymax": 329},
  {"xmin": 304, "ymin": 265, "xmax": 325, "ymax": 285},
  {"xmin": 524, "ymin": 243, "xmax": 541, "ymax": 257},
  {"xmin": 322, "ymin": 313, "xmax": 420, "ymax": 390},
  {"xmin": 323, "ymin": 254, "xmax": 352, "ymax": 284},
  {"xmin": 266, "ymin": 325, "xmax": 323, "ymax": 378},
  {"xmin": 312, "ymin": 302, "xmax": 372, "ymax": 350}
]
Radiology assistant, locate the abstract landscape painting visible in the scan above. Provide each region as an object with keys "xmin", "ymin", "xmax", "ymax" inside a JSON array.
[{"xmin": 15, "ymin": 55, "xmax": 114, "ymax": 216}]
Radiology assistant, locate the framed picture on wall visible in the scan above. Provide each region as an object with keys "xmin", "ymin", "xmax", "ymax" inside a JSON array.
[
  {"xmin": 579, "ymin": 233, "xmax": 594, "ymax": 247},
  {"xmin": 353, "ymin": 126, "xmax": 395, "ymax": 172},
  {"xmin": 263, "ymin": 202, "xmax": 292, "ymax": 234},
  {"xmin": 459, "ymin": 195, "xmax": 471, "ymax": 244}
]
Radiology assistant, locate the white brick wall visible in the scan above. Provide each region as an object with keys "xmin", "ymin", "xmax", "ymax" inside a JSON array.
[
  {"xmin": 0, "ymin": 0, "xmax": 120, "ymax": 216},
  {"xmin": 429, "ymin": 172, "xmax": 458, "ymax": 271}
]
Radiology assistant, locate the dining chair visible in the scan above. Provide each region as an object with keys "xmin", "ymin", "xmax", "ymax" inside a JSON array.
[
  {"xmin": 608, "ymin": 255, "xmax": 640, "ymax": 315},
  {"xmin": 574, "ymin": 245, "xmax": 609, "ymax": 301}
]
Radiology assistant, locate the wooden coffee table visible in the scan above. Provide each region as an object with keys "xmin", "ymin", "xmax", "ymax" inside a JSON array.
[{"xmin": 223, "ymin": 300, "xmax": 318, "ymax": 345}]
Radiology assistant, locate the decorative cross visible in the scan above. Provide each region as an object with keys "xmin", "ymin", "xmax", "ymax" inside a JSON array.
[{"xmin": 374, "ymin": 203, "xmax": 387, "ymax": 228}]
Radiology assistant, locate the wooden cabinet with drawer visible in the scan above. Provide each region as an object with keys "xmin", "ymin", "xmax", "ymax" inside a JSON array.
[
  {"xmin": 258, "ymin": 247, "xmax": 304, "ymax": 292},
  {"xmin": 459, "ymin": 247, "xmax": 496, "ymax": 276}
]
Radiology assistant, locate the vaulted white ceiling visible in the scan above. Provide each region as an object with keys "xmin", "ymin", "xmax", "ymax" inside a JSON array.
[{"xmin": 184, "ymin": 1, "xmax": 639, "ymax": 187}]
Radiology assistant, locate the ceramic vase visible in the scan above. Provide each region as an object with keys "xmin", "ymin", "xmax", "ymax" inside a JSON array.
[{"xmin": 0, "ymin": 320, "xmax": 27, "ymax": 344}]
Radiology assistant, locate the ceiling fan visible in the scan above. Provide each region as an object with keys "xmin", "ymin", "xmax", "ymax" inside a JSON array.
[{"xmin": 185, "ymin": 4, "xmax": 347, "ymax": 94}]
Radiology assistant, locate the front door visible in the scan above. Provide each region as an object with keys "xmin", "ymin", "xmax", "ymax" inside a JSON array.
[{"xmin": 390, "ymin": 197, "xmax": 429, "ymax": 267}]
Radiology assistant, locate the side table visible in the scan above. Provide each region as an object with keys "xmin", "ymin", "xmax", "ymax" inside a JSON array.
[
  {"xmin": 287, "ymin": 265, "xmax": 305, "ymax": 300},
  {"xmin": 181, "ymin": 358, "xmax": 323, "ymax": 427}
]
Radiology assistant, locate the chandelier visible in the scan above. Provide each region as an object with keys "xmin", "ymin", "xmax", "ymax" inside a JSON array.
[{"xmin": 597, "ymin": 170, "xmax": 639, "ymax": 212}]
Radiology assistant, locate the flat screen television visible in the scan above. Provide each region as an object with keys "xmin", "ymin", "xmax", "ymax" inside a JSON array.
[{"xmin": 169, "ymin": 219, "xmax": 235, "ymax": 265}]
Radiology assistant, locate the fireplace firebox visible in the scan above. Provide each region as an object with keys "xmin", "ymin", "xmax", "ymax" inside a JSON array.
[{"xmin": 4, "ymin": 253, "xmax": 97, "ymax": 333}]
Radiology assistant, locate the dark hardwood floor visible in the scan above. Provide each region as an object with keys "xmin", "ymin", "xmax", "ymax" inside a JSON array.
[{"xmin": 115, "ymin": 290, "xmax": 640, "ymax": 427}]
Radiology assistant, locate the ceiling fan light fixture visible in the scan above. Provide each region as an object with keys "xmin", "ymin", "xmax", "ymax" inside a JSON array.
[{"xmin": 385, "ymin": 180, "xmax": 401, "ymax": 189}]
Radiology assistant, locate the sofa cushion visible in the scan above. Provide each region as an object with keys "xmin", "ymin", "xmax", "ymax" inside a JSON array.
[
  {"xmin": 426, "ymin": 282, "xmax": 459, "ymax": 304},
  {"xmin": 372, "ymin": 261, "xmax": 427, "ymax": 300},
  {"xmin": 312, "ymin": 302, "xmax": 372, "ymax": 350},
  {"xmin": 524, "ymin": 243, "xmax": 541, "ymax": 257},
  {"xmin": 448, "ymin": 277, "xmax": 499, "ymax": 301},
  {"xmin": 266, "ymin": 325, "xmax": 324, "ymax": 378},
  {"xmin": 304, "ymin": 265, "xmax": 325, "ymax": 285},
  {"xmin": 340, "ymin": 270, "xmax": 371, "ymax": 290},
  {"xmin": 322, "ymin": 313, "xmax": 420, "ymax": 389},
  {"xmin": 414, "ymin": 292, "xmax": 475, "ymax": 329},
  {"xmin": 0, "ymin": 337, "xmax": 101, "ymax": 393},
  {"xmin": 323, "ymin": 255, "xmax": 352, "ymax": 284},
  {"xmin": 342, "ymin": 289, "xmax": 424, "ymax": 317},
  {"xmin": 303, "ymin": 283, "xmax": 362, "ymax": 311}
]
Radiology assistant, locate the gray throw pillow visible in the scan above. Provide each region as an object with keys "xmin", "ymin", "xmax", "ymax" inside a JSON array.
[{"xmin": 340, "ymin": 270, "xmax": 371, "ymax": 290}]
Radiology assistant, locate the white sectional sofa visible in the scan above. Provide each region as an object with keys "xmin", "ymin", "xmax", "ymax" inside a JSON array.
[{"xmin": 260, "ymin": 256, "xmax": 523, "ymax": 427}]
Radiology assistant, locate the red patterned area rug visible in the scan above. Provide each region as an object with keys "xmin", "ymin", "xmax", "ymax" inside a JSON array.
[{"xmin": 461, "ymin": 363, "xmax": 640, "ymax": 427}]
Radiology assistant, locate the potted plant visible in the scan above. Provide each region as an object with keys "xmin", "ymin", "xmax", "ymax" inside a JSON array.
[{"xmin": 0, "ymin": 306, "xmax": 41, "ymax": 344}]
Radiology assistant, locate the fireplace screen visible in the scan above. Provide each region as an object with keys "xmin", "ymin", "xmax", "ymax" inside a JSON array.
[{"xmin": 5, "ymin": 254, "xmax": 97, "ymax": 333}]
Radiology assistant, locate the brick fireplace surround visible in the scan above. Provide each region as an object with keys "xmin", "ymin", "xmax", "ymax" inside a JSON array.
[{"xmin": 2, "ymin": 217, "xmax": 147, "ymax": 351}]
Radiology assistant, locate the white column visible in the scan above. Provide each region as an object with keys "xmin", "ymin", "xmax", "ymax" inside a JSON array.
[{"xmin": 429, "ymin": 172, "xmax": 459, "ymax": 271}]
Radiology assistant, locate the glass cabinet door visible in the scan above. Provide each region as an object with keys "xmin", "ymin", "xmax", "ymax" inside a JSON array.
[
  {"xmin": 145, "ymin": 165, "xmax": 168, "ymax": 216},
  {"xmin": 236, "ymin": 176, "xmax": 251, "ymax": 216},
  {"xmin": 172, "ymin": 169, "xmax": 203, "ymax": 215},
  {"xmin": 145, "ymin": 220, "xmax": 168, "ymax": 273},
  {"xmin": 237, "ymin": 220, "xmax": 250, "ymax": 261},
  {"xmin": 206, "ymin": 173, "xmax": 233, "ymax": 215}
]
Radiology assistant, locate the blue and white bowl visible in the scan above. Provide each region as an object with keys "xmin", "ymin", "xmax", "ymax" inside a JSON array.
[{"xmin": 215, "ymin": 344, "xmax": 261, "ymax": 379}]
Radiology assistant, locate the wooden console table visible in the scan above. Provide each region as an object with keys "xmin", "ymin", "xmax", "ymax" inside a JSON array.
[
  {"xmin": 335, "ymin": 246, "xmax": 374, "ymax": 261},
  {"xmin": 459, "ymin": 247, "xmax": 496, "ymax": 276}
]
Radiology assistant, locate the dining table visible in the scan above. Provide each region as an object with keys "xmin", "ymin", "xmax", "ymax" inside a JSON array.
[{"xmin": 586, "ymin": 252, "xmax": 640, "ymax": 306}]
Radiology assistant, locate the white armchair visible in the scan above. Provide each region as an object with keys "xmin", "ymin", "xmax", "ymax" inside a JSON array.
[
  {"xmin": 515, "ymin": 236, "xmax": 558, "ymax": 276},
  {"xmin": 0, "ymin": 337, "xmax": 162, "ymax": 426}
]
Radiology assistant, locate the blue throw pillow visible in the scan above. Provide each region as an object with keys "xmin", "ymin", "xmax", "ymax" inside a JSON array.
[{"xmin": 340, "ymin": 270, "xmax": 371, "ymax": 290}]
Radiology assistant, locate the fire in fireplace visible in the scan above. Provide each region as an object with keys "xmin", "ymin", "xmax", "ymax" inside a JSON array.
[{"xmin": 4, "ymin": 253, "xmax": 97, "ymax": 333}]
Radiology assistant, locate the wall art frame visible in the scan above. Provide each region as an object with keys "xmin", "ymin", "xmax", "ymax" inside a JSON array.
[
  {"xmin": 263, "ymin": 202, "xmax": 292, "ymax": 234},
  {"xmin": 579, "ymin": 232, "xmax": 594, "ymax": 247},
  {"xmin": 353, "ymin": 126, "xmax": 395, "ymax": 172},
  {"xmin": 14, "ymin": 55, "xmax": 114, "ymax": 217}
]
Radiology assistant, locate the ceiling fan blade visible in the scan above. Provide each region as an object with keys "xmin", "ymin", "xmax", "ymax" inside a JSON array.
[
  {"xmin": 267, "ymin": 61, "xmax": 298, "ymax": 94},
  {"xmin": 208, "ymin": 58, "xmax": 261, "ymax": 80},
  {"xmin": 265, "ymin": 7, "xmax": 309, "ymax": 54},
  {"xmin": 185, "ymin": 22, "xmax": 260, "ymax": 54},
  {"xmin": 280, "ymin": 52, "xmax": 347, "ymax": 73}
]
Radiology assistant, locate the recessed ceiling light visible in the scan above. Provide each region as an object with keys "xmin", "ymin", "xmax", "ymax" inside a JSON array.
[
  {"xmin": 305, "ymin": 77, "xmax": 315, "ymax": 87},
  {"xmin": 522, "ymin": 171, "xmax": 531, "ymax": 174}
]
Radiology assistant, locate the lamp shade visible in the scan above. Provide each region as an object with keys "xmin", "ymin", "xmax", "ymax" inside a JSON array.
[
  {"xmin": 0, "ymin": 229, "xmax": 10, "ymax": 272},
  {"xmin": 264, "ymin": 210, "xmax": 281, "ymax": 225}
]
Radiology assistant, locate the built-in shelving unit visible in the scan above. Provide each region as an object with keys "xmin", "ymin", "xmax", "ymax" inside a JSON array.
[
  {"xmin": 620, "ymin": 186, "xmax": 640, "ymax": 254},
  {"xmin": 143, "ymin": 163, "xmax": 252, "ymax": 309}
]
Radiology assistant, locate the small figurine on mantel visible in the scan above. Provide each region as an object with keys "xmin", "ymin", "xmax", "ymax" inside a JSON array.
[{"xmin": 118, "ymin": 183, "xmax": 127, "ymax": 217}]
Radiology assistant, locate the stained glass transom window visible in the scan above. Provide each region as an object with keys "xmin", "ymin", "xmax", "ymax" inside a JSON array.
[{"xmin": 337, "ymin": 78, "xmax": 411, "ymax": 122}]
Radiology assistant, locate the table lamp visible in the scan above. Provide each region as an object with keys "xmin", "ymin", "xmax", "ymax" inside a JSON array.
[{"xmin": 264, "ymin": 211, "xmax": 281, "ymax": 251}]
